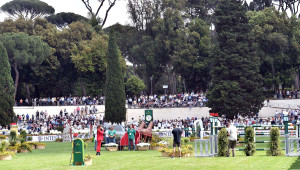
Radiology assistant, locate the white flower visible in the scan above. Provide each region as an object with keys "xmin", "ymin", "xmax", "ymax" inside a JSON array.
[
  {"xmin": 104, "ymin": 143, "xmax": 118, "ymax": 147},
  {"xmin": 137, "ymin": 143, "xmax": 150, "ymax": 147},
  {"xmin": 158, "ymin": 141, "xmax": 168, "ymax": 145}
]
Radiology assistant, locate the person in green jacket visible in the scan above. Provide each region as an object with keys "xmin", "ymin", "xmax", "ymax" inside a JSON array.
[
  {"xmin": 127, "ymin": 124, "xmax": 136, "ymax": 151},
  {"xmin": 184, "ymin": 125, "xmax": 189, "ymax": 137}
]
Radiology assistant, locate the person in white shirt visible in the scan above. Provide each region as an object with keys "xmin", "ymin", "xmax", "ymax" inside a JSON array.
[{"xmin": 227, "ymin": 122, "xmax": 238, "ymax": 157}]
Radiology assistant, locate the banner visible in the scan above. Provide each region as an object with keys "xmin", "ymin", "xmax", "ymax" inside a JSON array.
[{"xmin": 29, "ymin": 135, "xmax": 61, "ymax": 142}]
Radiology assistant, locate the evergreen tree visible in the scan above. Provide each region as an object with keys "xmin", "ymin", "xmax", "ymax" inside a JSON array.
[
  {"xmin": 207, "ymin": 0, "xmax": 264, "ymax": 119},
  {"xmin": 0, "ymin": 42, "xmax": 15, "ymax": 126},
  {"xmin": 105, "ymin": 31, "xmax": 126, "ymax": 123}
]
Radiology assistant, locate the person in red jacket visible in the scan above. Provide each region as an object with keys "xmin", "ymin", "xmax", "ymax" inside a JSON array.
[{"xmin": 96, "ymin": 125, "xmax": 104, "ymax": 155}]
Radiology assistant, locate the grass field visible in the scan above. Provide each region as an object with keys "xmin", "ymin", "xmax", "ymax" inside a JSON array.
[{"xmin": 1, "ymin": 141, "xmax": 300, "ymax": 170}]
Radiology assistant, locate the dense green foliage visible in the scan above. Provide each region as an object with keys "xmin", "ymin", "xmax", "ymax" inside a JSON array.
[
  {"xmin": 46, "ymin": 12, "xmax": 88, "ymax": 28},
  {"xmin": 244, "ymin": 127, "xmax": 255, "ymax": 156},
  {"xmin": 125, "ymin": 76, "xmax": 146, "ymax": 97},
  {"xmin": 267, "ymin": 127, "xmax": 283, "ymax": 156},
  {"xmin": 0, "ymin": 33, "xmax": 51, "ymax": 99},
  {"xmin": 105, "ymin": 32, "xmax": 126, "ymax": 123},
  {"xmin": 207, "ymin": 0, "xmax": 264, "ymax": 119},
  {"xmin": 0, "ymin": 43, "xmax": 15, "ymax": 126},
  {"xmin": 218, "ymin": 128, "xmax": 228, "ymax": 156},
  {"xmin": 1, "ymin": 0, "xmax": 55, "ymax": 19}
]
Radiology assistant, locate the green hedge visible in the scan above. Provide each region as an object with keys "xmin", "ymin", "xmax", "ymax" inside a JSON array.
[
  {"xmin": 218, "ymin": 128, "xmax": 228, "ymax": 156},
  {"xmin": 267, "ymin": 127, "xmax": 283, "ymax": 156},
  {"xmin": 244, "ymin": 127, "xmax": 255, "ymax": 156}
]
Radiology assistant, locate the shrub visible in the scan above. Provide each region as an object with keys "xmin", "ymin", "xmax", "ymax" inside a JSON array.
[
  {"xmin": 0, "ymin": 135, "xmax": 6, "ymax": 140},
  {"xmin": 9, "ymin": 131, "xmax": 17, "ymax": 140},
  {"xmin": 84, "ymin": 142, "xmax": 88, "ymax": 149},
  {"xmin": 27, "ymin": 137, "xmax": 33, "ymax": 141},
  {"xmin": 20, "ymin": 130, "xmax": 27, "ymax": 141},
  {"xmin": 218, "ymin": 128, "xmax": 228, "ymax": 156},
  {"xmin": 18, "ymin": 143, "xmax": 32, "ymax": 152},
  {"xmin": 181, "ymin": 137, "xmax": 190, "ymax": 145},
  {"xmin": 244, "ymin": 127, "xmax": 255, "ymax": 156},
  {"xmin": 267, "ymin": 127, "xmax": 283, "ymax": 156}
]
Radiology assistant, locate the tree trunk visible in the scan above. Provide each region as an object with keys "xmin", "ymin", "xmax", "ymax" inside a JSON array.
[
  {"xmin": 294, "ymin": 70, "xmax": 300, "ymax": 90},
  {"xmin": 80, "ymin": 78, "xmax": 87, "ymax": 96},
  {"xmin": 183, "ymin": 79, "xmax": 187, "ymax": 93},
  {"xmin": 26, "ymin": 84, "xmax": 31, "ymax": 105},
  {"xmin": 173, "ymin": 72, "xmax": 177, "ymax": 94},
  {"xmin": 13, "ymin": 62, "xmax": 19, "ymax": 100}
]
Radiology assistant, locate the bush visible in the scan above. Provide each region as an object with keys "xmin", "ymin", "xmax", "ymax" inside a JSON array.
[
  {"xmin": 267, "ymin": 127, "xmax": 283, "ymax": 156},
  {"xmin": 20, "ymin": 130, "xmax": 27, "ymax": 141},
  {"xmin": 18, "ymin": 143, "xmax": 32, "ymax": 152},
  {"xmin": 181, "ymin": 137, "xmax": 190, "ymax": 145},
  {"xmin": 244, "ymin": 127, "xmax": 255, "ymax": 156},
  {"xmin": 218, "ymin": 128, "xmax": 228, "ymax": 156},
  {"xmin": 9, "ymin": 131, "xmax": 17, "ymax": 140},
  {"xmin": 0, "ymin": 135, "xmax": 6, "ymax": 140},
  {"xmin": 27, "ymin": 137, "xmax": 33, "ymax": 141}
]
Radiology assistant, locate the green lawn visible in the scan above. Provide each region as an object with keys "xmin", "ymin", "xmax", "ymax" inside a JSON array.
[{"xmin": 1, "ymin": 141, "xmax": 300, "ymax": 170}]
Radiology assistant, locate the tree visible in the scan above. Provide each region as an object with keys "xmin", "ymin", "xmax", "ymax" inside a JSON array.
[
  {"xmin": 207, "ymin": 0, "xmax": 264, "ymax": 119},
  {"xmin": 0, "ymin": 33, "xmax": 51, "ymax": 99},
  {"xmin": 81, "ymin": 0, "xmax": 117, "ymax": 28},
  {"xmin": 105, "ymin": 31, "xmax": 126, "ymax": 123},
  {"xmin": 0, "ymin": 42, "xmax": 15, "ymax": 126},
  {"xmin": 125, "ymin": 76, "xmax": 146, "ymax": 97},
  {"xmin": 248, "ymin": 0, "xmax": 272, "ymax": 11},
  {"xmin": 1, "ymin": 0, "xmax": 55, "ymax": 20},
  {"xmin": 46, "ymin": 12, "xmax": 88, "ymax": 28},
  {"xmin": 247, "ymin": 8, "xmax": 294, "ymax": 90}
]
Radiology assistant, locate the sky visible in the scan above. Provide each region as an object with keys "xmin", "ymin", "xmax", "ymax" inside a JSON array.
[{"xmin": 0, "ymin": 0, "xmax": 131, "ymax": 28}]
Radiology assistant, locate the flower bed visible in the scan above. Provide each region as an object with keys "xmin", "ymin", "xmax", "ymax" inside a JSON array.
[
  {"xmin": 104, "ymin": 143, "xmax": 118, "ymax": 151},
  {"xmin": 158, "ymin": 145, "xmax": 193, "ymax": 158}
]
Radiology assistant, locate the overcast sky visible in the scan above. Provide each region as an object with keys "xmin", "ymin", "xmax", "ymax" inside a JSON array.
[
  {"xmin": 0, "ymin": 0, "xmax": 130, "ymax": 28},
  {"xmin": 0, "ymin": 0, "xmax": 256, "ymax": 28}
]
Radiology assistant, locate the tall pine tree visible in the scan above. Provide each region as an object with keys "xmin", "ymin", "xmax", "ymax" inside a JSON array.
[
  {"xmin": 0, "ymin": 42, "xmax": 15, "ymax": 126},
  {"xmin": 207, "ymin": 0, "xmax": 264, "ymax": 119},
  {"xmin": 105, "ymin": 31, "xmax": 126, "ymax": 123}
]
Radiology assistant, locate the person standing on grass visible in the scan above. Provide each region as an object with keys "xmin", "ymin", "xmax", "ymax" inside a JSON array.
[
  {"xmin": 96, "ymin": 125, "xmax": 104, "ymax": 155},
  {"xmin": 127, "ymin": 124, "xmax": 136, "ymax": 151},
  {"xmin": 227, "ymin": 122, "xmax": 238, "ymax": 157},
  {"xmin": 108, "ymin": 126, "xmax": 116, "ymax": 143},
  {"xmin": 171, "ymin": 124, "xmax": 182, "ymax": 158}
]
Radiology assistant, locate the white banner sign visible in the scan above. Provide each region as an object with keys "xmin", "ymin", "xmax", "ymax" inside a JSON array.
[{"xmin": 29, "ymin": 135, "xmax": 61, "ymax": 142}]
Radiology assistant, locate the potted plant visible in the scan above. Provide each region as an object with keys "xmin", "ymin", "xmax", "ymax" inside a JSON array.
[
  {"xmin": 0, "ymin": 141, "xmax": 14, "ymax": 160},
  {"xmin": 104, "ymin": 143, "xmax": 118, "ymax": 151},
  {"xmin": 18, "ymin": 143, "xmax": 32, "ymax": 153},
  {"xmin": 189, "ymin": 133, "xmax": 196, "ymax": 142},
  {"xmin": 36, "ymin": 143, "xmax": 46, "ymax": 149},
  {"xmin": 136, "ymin": 143, "xmax": 150, "ymax": 151},
  {"xmin": 84, "ymin": 154, "xmax": 94, "ymax": 166}
]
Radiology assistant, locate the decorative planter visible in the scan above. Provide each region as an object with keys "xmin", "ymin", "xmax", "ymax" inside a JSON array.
[
  {"xmin": 30, "ymin": 145, "xmax": 36, "ymax": 150},
  {"xmin": 85, "ymin": 140, "xmax": 92, "ymax": 143},
  {"xmin": 0, "ymin": 155, "xmax": 12, "ymax": 160},
  {"xmin": 137, "ymin": 146, "xmax": 149, "ymax": 151},
  {"xmin": 161, "ymin": 152, "xmax": 170, "ymax": 157},
  {"xmin": 106, "ymin": 147, "xmax": 118, "ymax": 151},
  {"xmin": 20, "ymin": 149, "xmax": 29, "ymax": 153},
  {"xmin": 85, "ymin": 159, "xmax": 92, "ymax": 166},
  {"xmin": 190, "ymin": 139, "xmax": 195, "ymax": 142},
  {"xmin": 150, "ymin": 146, "xmax": 164, "ymax": 150},
  {"xmin": 36, "ymin": 145, "xmax": 46, "ymax": 149}
]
